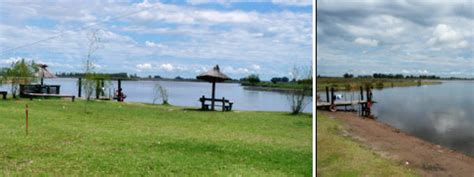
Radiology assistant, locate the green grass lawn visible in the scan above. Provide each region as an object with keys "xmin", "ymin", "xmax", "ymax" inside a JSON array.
[
  {"xmin": 0, "ymin": 99, "xmax": 312, "ymax": 176},
  {"xmin": 317, "ymin": 113, "xmax": 417, "ymax": 177}
]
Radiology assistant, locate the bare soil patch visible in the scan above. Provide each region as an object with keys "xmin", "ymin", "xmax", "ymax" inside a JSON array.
[{"xmin": 320, "ymin": 111, "xmax": 474, "ymax": 177}]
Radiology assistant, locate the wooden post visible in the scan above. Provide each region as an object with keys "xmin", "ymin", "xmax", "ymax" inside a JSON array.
[
  {"xmin": 360, "ymin": 86, "xmax": 364, "ymax": 101},
  {"xmin": 78, "ymin": 78, "xmax": 82, "ymax": 97},
  {"xmin": 25, "ymin": 104, "xmax": 28, "ymax": 136},
  {"xmin": 330, "ymin": 87, "xmax": 335, "ymax": 105},
  {"xmin": 222, "ymin": 97, "xmax": 225, "ymax": 111},
  {"xmin": 211, "ymin": 82, "xmax": 216, "ymax": 110},
  {"xmin": 40, "ymin": 77, "xmax": 44, "ymax": 85},
  {"xmin": 118, "ymin": 79, "xmax": 122, "ymax": 91},
  {"xmin": 200, "ymin": 95, "xmax": 205, "ymax": 109},
  {"xmin": 100, "ymin": 79, "xmax": 105, "ymax": 96},
  {"xmin": 366, "ymin": 87, "xmax": 369, "ymax": 103},
  {"xmin": 95, "ymin": 80, "xmax": 100, "ymax": 99},
  {"xmin": 325, "ymin": 86, "xmax": 329, "ymax": 102}
]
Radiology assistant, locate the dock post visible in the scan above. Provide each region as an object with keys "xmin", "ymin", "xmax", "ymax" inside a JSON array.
[
  {"xmin": 78, "ymin": 78, "xmax": 82, "ymax": 97},
  {"xmin": 100, "ymin": 79, "xmax": 105, "ymax": 96},
  {"xmin": 95, "ymin": 80, "xmax": 100, "ymax": 99},
  {"xmin": 364, "ymin": 87, "xmax": 373, "ymax": 117},
  {"xmin": 326, "ymin": 87, "xmax": 329, "ymax": 102},
  {"xmin": 222, "ymin": 97, "xmax": 225, "ymax": 111},
  {"xmin": 330, "ymin": 87, "xmax": 335, "ymax": 105},
  {"xmin": 360, "ymin": 86, "xmax": 363, "ymax": 101},
  {"xmin": 118, "ymin": 79, "xmax": 122, "ymax": 90}
]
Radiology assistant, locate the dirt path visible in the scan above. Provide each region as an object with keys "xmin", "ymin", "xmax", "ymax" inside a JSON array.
[{"xmin": 320, "ymin": 111, "xmax": 474, "ymax": 177}]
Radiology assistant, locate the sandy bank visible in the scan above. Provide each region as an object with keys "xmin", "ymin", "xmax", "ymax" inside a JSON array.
[{"xmin": 319, "ymin": 111, "xmax": 474, "ymax": 177}]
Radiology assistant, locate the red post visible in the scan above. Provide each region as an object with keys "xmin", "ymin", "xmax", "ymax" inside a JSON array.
[{"xmin": 26, "ymin": 104, "xmax": 28, "ymax": 136}]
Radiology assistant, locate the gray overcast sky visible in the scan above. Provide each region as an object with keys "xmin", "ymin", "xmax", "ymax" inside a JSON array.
[{"xmin": 317, "ymin": 0, "xmax": 474, "ymax": 77}]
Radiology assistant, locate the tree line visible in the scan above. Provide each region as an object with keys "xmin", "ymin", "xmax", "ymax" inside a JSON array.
[{"xmin": 339, "ymin": 73, "xmax": 441, "ymax": 79}]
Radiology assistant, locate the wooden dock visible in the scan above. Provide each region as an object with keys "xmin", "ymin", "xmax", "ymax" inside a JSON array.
[
  {"xmin": 317, "ymin": 86, "xmax": 375, "ymax": 117},
  {"xmin": 316, "ymin": 100, "xmax": 370, "ymax": 108}
]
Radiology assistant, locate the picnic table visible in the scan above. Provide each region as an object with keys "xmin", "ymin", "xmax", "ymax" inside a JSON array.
[
  {"xmin": 19, "ymin": 84, "xmax": 60, "ymax": 97},
  {"xmin": 199, "ymin": 95, "xmax": 233, "ymax": 111},
  {"xmin": 25, "ymin": 93, "xmax": 75, "ymax": 102}
]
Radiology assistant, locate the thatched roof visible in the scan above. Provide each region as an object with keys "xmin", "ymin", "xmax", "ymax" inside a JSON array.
[
  {"xmin": 196, "ymin": 65, "xmax": 230, "ymax": 82},
  {"xmin": 35, "ymin": 64, "xmax": 56, "ymax": 78}
]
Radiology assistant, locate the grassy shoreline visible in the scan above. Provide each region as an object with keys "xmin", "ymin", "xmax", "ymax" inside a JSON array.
[
  {"xmin": 317, "ymin": 78, "xmax": 441, "ymax": 91},
  {"xmin": 317, "ymin": 112, "xmax": 417, "ymax": 176},
  {"xmin": 0, "ymin": 99, "xmax": 312, "ymax": 176},
  {"xmin": 241, "ymin": 82, "xmax": 312, "ymax": 91}
]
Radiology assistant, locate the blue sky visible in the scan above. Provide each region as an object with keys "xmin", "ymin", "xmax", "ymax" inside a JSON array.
[
  {"xmin": 317, "ymin": 0, "xmax": 474, "ymax": 77},
  {"xmin": 0, "ymin": 0, "xmax": 313, "ymax": 80}
]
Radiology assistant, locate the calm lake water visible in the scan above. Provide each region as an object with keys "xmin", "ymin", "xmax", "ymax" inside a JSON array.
[
  {"xmin": 320, "ymin": 81, "xmax": 474, "ymax": 157},
  {"xmin": 0, "ymin": 78, "xmax": 312, "ymax": 113}
]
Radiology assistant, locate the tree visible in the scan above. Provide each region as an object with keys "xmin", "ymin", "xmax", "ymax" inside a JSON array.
[
  {"xmin": 287, "ymin": 65, "xmax": 311, "ymax": 114},
  {"xmin": 343, "ymin": 73, "xmax": 353, "ymax": 78},
  {"xmin": 153, "ymin": 82, "xmax": 169, "ymax": 105},
  {"xmin": 271, "ymin": 77, "xmax": 279, "ymax": 84},
  {"xmin": 82, "ymin": 29, "xmax": 102, "ymax": 101},
  {"xmin": 1, "ymin": 59, "xmax": 37, "ymax": 98},
  {"xmin": 271, "ymin": 77, "xmax": 290, "ymax": 84},
  {"xmin": 245, "ymin": 74, "xmax": 260, "ymax": 84}
]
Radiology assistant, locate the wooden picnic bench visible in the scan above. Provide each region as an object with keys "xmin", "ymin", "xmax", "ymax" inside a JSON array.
[
  {"xmin": 0, "ymin": 91, "xmax": 6, "ymax": 100},
  {"xmin": 25, "ymin": 93, "xmax": 75, "ymax": 102},
  {"xmin": 199, "ymin": 95, "xmax": 233, "ymax": 111},
  {"xmin": 19, "ymin": 84, "xmax": 60, "ymax": 97}
]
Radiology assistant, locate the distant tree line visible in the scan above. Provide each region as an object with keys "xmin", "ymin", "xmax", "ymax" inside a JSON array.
[
  {"xmin": 270, "ymin": 77, "xmax": 289, "ymax": 83},
  {"xmin": 338, "ymin": 73, "xmax": 441, "ymax": 79},
  {"xmin": 240, "ymin": 74, "xmax": 261, "ymax": 84},
  {"xmin": 56, "ymin": 72, "xmax": 129, "ymax": 79}
]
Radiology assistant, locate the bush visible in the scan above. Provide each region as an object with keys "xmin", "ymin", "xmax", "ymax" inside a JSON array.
[
  {"xmin": 153, "ymin": 83, "xmax": 169, "ymax": 105},
  {"xmin": 1, "ymin": 59, "xmax": 37, "ymax": 98},
  {"xmin": 243, "ymin": 74, "xmax": 260, "ymax": 84},
  {"xmin": 271, "ymin": 77, "xmax": 289, "ymax": 84}
]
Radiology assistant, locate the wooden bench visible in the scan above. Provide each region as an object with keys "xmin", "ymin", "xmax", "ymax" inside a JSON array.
[
  {"xmin": 199, "ymin": 95, "xmax": 233, "ymax": 111},
  {"xmin": 25, "ymin": 93, "xmax": 75, "ymax": 102},
  {"xmin": 0, "ymin": 91, "xmax": 6, "ymax": 100}
]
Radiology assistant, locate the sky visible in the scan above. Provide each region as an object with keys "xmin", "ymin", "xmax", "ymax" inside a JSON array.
[
  {"xmin": 317, "ymin": 0, "xmax": 474, "ymax": 77},
  {"xmin": 0, "ymin": 0, "xmax": 313, "ymax": 80}
]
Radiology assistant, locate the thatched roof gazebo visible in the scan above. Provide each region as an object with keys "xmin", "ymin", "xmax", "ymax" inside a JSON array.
[
  {"xmin": 197, "ymin": 65, "xmax": 231, "ymax": 110},
  {"xmin": 34, "ymin": 64, "xmax": 56, "ymax": 85}
]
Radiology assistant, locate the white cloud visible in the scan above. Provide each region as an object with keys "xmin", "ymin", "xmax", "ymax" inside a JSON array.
[
  {"xmin": 131, "ymin": 1, "xmax": 257, "ymax": 24},
  {"xmin": 0, "ymin": 57, "xmax": 22, "ymax": 65},
  {"xmin": 272, "ymin": 0, "xmax": 312, "ymax": 6},
  {"xmin": 354, "ymin": 37, "xmax": 379, "ymax": 47},
  {"xmin": 186, "ymin": 0, "xmax": 227, "ymax": 5},
  {"xmin": 250, "ymin": 64, "xmax": 261, "ymax": 70},
  {"xmin": 159, "ymin": 63, "xmax": 174, "ymax": 72},
  {"xmin": 223, "ymin": 64, "xmax": 263, "ymax": 75},
  {"xmin": 427, "ymin": 24, "xmax": 468, "ymax": 49},
  {"xmin": 136, "ymin": 63, "xmax": 152, "ymax": 71},
  {"xmin": 145, "ymin": 41, "xmax": 163, "ymax": 48}
]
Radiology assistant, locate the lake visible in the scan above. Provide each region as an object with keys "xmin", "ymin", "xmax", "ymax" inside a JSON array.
[
  {"xmin": 0, "ymin": 78, "xmax": 312, "ymax": 113},
  {"xmin": 319, "ymin": 81, "xmax": 474, "ymax": 157}
]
